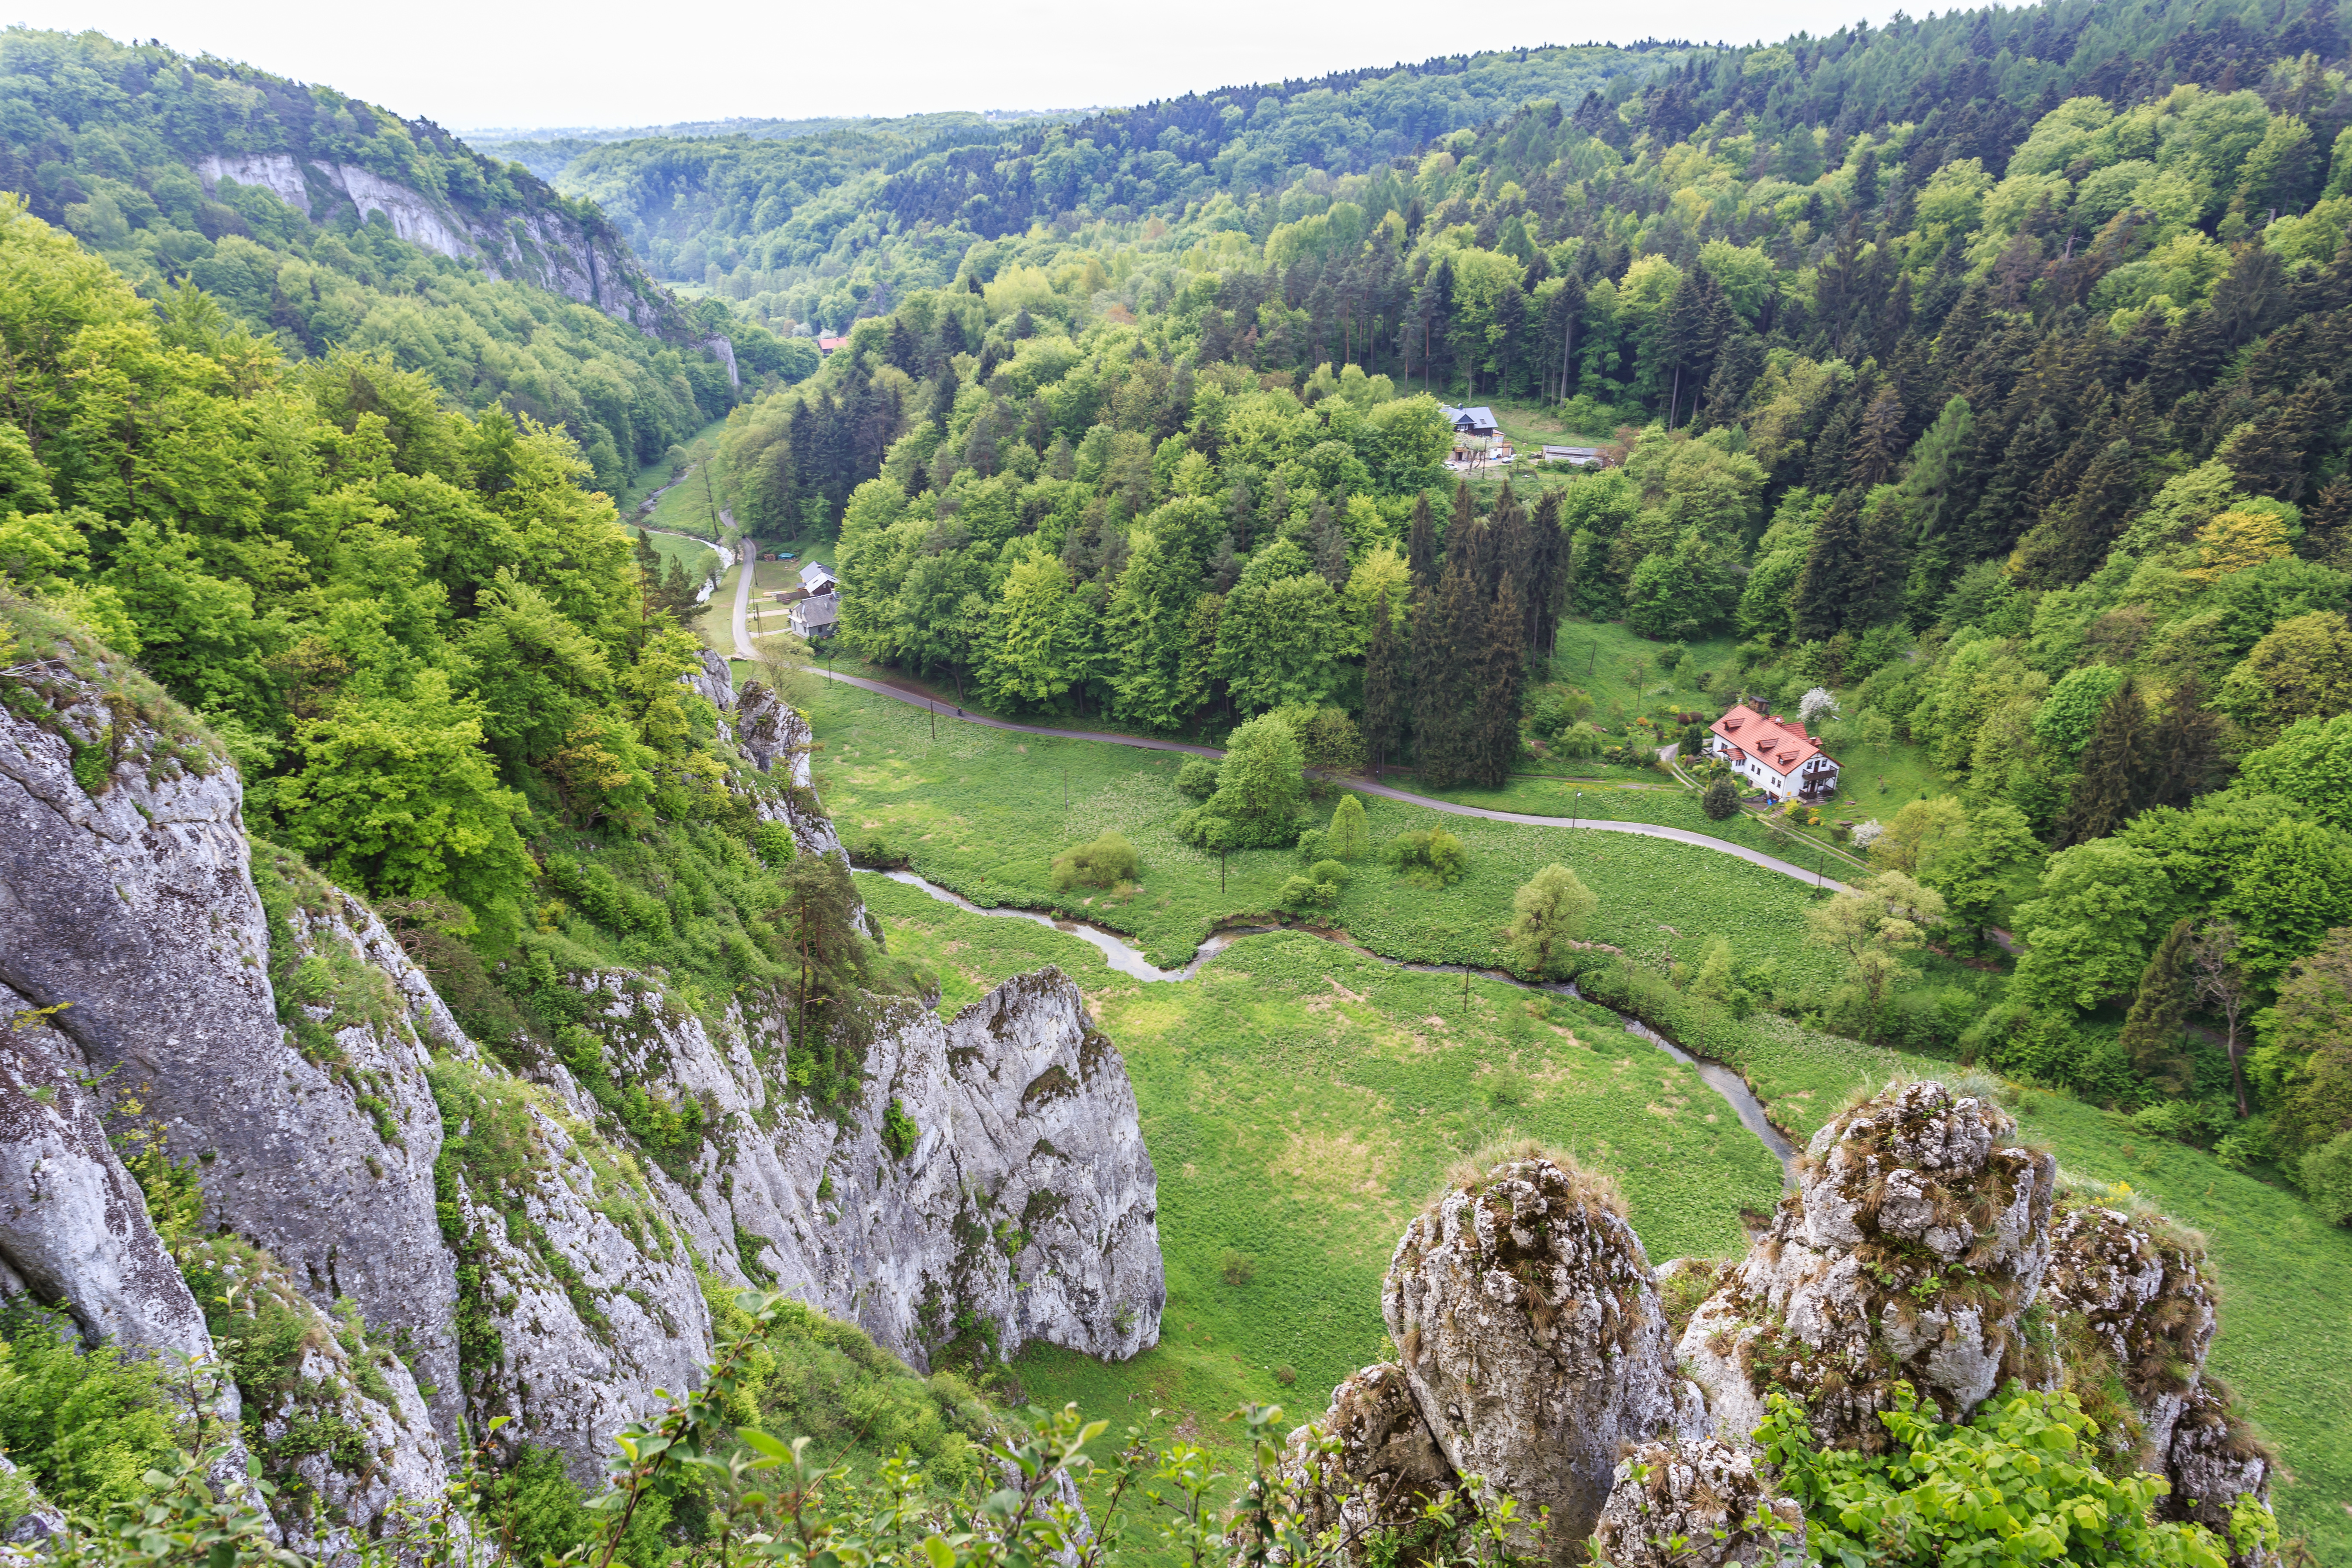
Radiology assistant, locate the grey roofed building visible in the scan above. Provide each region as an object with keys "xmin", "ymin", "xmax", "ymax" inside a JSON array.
[
  {"xmin": 798, "ymin": 560, "xmax": 837, "ymax": 594},
  {"xmin": 1436, "ymin": 404, "xmax": 1501, "ymax": 435},
  {"xmin": 789, "ymin": 590, "xmax": 839, "ymax": 637}
]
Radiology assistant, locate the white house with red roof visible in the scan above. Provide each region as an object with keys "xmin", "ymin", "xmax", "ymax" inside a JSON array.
[{"xmin": 1707, "ymin": 703, "xmax": 1841, "ymax": 802}]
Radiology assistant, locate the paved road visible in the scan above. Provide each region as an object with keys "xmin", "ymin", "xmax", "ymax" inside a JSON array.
[
  {"xmin": 729, "ymin": 535, "xmax": 756, "ymax": 660},
  {"xmin": 798, "ymin": 665, "xmax": 1853, "ymax": 893}
]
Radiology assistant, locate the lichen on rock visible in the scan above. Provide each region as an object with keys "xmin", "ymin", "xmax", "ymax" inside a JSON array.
[
  {"xmin": 1588, "ymin": 1437, "xmax": 1804, "ymax": 1568},
  {"xmin": 1277, "ymin": 1361, "xmax": 1455, "ymax": 1562},
  {"xmin": 1676, "ymin": 1079, "xmax": 2058, "ymax": 1453},
  {"xmin": 2040, "ymin": 1194, "xmax": 2217, "ymax": 1472},
  {"xmin": 1381, "ymin": 1153, "xmax": 1703, "ymax": 1557}
]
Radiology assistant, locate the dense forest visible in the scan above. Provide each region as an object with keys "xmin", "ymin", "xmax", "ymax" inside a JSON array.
[
  {"xmin": 538, "ymin": 45, "xmax": 1688, "ymax": 333},
  {"xmin": 0, "ymin": 29, "xmax": 818, "ymax": 491},
  {"xmin": 697, "ymin": 0, "xmax": 2352, "ymax": 1187}
]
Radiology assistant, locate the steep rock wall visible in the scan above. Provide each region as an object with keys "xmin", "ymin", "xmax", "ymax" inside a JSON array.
[{"xmin": 0, "ymin": 662, "xmax": 463, "ymax": 1441}]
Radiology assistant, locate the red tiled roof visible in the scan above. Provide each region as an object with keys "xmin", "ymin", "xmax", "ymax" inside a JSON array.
[{"xmin": 1709, "ymin": 704, "xmax": 1836, "ymax": 778}]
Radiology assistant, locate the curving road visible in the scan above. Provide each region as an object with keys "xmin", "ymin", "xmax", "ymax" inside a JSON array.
[
  {"xmin": 792, "ymin": 665, "xmax": 1853, "ymax": 894},
  {"xmin": 729, "ymin": 531, "xmax": 756, "ymax": 660}
]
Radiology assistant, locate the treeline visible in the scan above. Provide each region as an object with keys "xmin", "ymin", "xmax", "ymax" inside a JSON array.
[{"xmin": 0, "ymin": 29, "xmax": 787, "ymax": 492}]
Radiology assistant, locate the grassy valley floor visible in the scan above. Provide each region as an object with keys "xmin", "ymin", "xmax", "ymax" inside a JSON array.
[{"xmin": 850, "ymin": 868, "xmax": 2352, "ymax": 1560}]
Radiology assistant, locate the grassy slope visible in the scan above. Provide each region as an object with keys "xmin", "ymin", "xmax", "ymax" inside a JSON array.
[
  {"xmin": 805, "ymin": 679, "xmax": 1844, "ymax": 989},
  {"xmin": 643, "ymin": 530, "xmax": 722, "ymax": 583}
]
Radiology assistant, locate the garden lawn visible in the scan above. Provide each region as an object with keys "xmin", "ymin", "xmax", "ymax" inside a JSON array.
[
  {"xmin": 805, "ymin": 680, "xmax": 1844, "ymax": 992},
  {"xmin": 855, "ymin": 873, "xmax": 1784, "ymax": 1454}
]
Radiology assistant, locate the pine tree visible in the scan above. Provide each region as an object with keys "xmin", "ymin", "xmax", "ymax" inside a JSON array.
[
  {"xmin": 1529, "ymin": 489, "xmax": 1566, "ymax": 655},
  {"xmin": 1792, "ymin": 490, "xmax": 1864, "ymax": 641},
  {"xmin": 1406, "ymin": 493, "xmax": 1438, "ymax": 587},
  {"xmin": 2118, "ymin": 918, "xmax": 2196, "ymax": 1092},
  {"xmin": 1363, "ymin": 590, "xmax": 1405, "ymax": 775},
  {"xmin": 2055, "ymin": 676, "xmax": 2153, "ymax": 847},
  {"xmin": 1475, "ymin": 572, "xmax": 1528, "ymax": 788},
  {"xmin": 1444, "ymin": 482, "xmax": 1477, "ymax": 576},
  {"xmin": 1846, "ymin": 386, "xmax": 1909, "ymax": 488},
  {"xmin": 2145, "ymin": 674, "xmax": 2229, "ymax": 809},
  {"xmin": 1310, "ymin": 500, "xmax": 1350, "ymax": 587},
  {"xmin": 1411, "ymin": 567, "xmax": 1482, "ymax": 787}
]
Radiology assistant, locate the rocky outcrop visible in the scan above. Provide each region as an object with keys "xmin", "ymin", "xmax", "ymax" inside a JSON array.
[
  {"xmin": 1675, "ymin": 1081, "xmax": 2057, "ymax": 1452},
  {"xmin": 0, "ymin": 1453, "xmax": 66, "ymax": 1545},
  {"xmin": 1382, "ymin": 1157, "xmax": 1703, "ymax": 1557},
  {"xmin": 2042, "ymin": 1199, "xmax": 2218, "ymax": 1468},
  {"xmin": 0, "ymin": 664, "xmax": 463, "ymax": 1440},
  {"xmin": 2161, "ymin": 1382, "xmax": 2278, "ymax": 1563},
  {"xmin": 1276, "ymin": 1362, "xmax": 1452, "ymax": 1560},
  {"xmin": 1588, "ymin": 1438, "xmax": 1804, "ymax": 1568},
  {"xmin": 193, "ymin": 152, "xmax": 692, "ymax": 343}
]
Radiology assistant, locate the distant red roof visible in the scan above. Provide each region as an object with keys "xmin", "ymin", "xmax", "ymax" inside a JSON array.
[
  {"xmin": 1709, "ymin": 704, "xmax": 1835, "ymax": 779},
  {"xmin": 817, "ymin": 335, "xmax": 849, "ymax": 353}
]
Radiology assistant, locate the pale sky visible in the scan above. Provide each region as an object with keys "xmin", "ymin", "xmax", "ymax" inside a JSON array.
[{"xmin": 9, "ymin": 0, "xmax": 1908, "ymax": 134}]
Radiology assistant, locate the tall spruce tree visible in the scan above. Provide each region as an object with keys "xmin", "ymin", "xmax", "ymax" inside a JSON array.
[
  {"xmin": 1476, "ymin": 572, "xmax": 1529, "ymax": 787},
  {"xmin": 2146, "ymin": 673, "xmax": 2229, "ymax": 809},
  {"xmin": 1411, "ymin": 565, "xmax": 1482, "ymax": 787},
  {"xmin": 1363, "ymin": 589, "xmax": 1405, "ymax": 775},
  {"xmin": 1792, "ymin": 490, "xmax": 1865, "ymax": 641},
  {"xmin": 1530, "ymin": 488, "xmax": 1566, "ymax": 655},
  {"xmin": 1406, "ymin": 493, "xmax": 1438, "ymax": 587},
  {"xmin": 2118, "ymin": 918, "xmax": 2196, "ymax": 1091},
  {"xmin": 2055, "ymin": 676, "xmax": 2154, "ymax": 847}
]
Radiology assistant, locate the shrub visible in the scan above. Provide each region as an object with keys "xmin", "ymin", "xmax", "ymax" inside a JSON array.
[
  {"xmin": 882, "ymin": 1098, "xmax": 920, "ymax": 1159},
  {"xmin": 1274, "ymin": 1364, "xmax": 1298, "ymax": 1386},
  {"xmin": 1702, "ymin": 778, "xmax": 1740, "ymax": 820},
  {"xmin": 1219, "ymin": 1249, "xmax": 1257, "ymax": 1286},
  {"xmin": 1050, "ymin": 831, "xmax": 1139, "ymax": 890},
  {"xmin": 1327, "ymin": 794, "xmax": 1371, "ymax": 860},
  {"xmin": 2306, "ymin": 1130, "xmax": 2352, "ymax": 1222},
  {"xmin": 1175, "ymin": 756, "xmax": 1221, "ymax": 801},
  {"xmin": 1554, "ymin": 721, "xmax": 1604, "ymax": 760},
  {"xmin": 1383, "ymin": 827, "xmax": 1467, "ymax": 886},
  {"xmin": 1294, "ymin": 828, "xmax": 1329, "ymax": 863},
  {"xmin": 1277, "ymin": 860, "xmax": 1349, "ymax": 910},
  {"xmin": 0, "ymin": 1303, "xmax": 178, "ymax": 1515},
  {"xmin": 1176, "ymin": 714, "xmax": 1304, "ymax": 848}
]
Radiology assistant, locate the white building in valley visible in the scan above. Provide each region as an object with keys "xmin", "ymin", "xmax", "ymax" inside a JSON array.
[{"xmin": 1707, "ymin": 703, "xmax": 1840, "ymax": 802}]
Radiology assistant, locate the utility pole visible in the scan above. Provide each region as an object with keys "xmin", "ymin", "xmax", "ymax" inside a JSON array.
[
  {"xmin": 1219, "ymin": 848, "xmax": 1227, "ymax": 893},
  {"xmin": 929, "ymin": 701, "xmax": 936, "ymax": 742}
]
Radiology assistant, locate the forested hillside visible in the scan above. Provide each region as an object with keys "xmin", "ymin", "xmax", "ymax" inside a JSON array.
[
  {"xmin": 548, "ymin": 46, "xmax": 1685, "ymax": 334},
  {"xmin": 0, "ymin": 29, "xmax": 808, "ymax": 491},
  {"xmin": 702, "ymin": 0, "xmax": 2352, "ymax": 1204}
]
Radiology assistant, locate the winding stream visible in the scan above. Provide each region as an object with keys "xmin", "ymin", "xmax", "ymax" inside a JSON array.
[{"xmin": 876, "ymin": 868, "xmax": 1799, "ymax": 1180}]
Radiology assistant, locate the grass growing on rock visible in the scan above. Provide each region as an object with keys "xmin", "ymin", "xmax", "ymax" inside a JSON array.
[{"xmin": 855, "ymin": 873, "xmax": 1783, "ymax": 1449}]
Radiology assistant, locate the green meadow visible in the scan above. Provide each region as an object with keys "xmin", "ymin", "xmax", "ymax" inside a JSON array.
[{"xmin": 858, "ymin": 873, "xmax": 2352, "ymax": 1559}]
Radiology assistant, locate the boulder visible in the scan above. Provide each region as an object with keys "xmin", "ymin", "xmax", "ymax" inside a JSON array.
[
  {"xmin": 2161, "ymin": 1382, "xmax": 2279, "ymax": 1568},
  {"xmin": 1676, "ymin": 1081, "xmax": 2057, "ymax": 1452},
  {"xmin": 1381, "ymin": 1155, "xmax": 1703, "ymax": 1557},
  {"xmin": 1589, "ymin": 1437, "xmax": 1804, "ymax": 1568}
]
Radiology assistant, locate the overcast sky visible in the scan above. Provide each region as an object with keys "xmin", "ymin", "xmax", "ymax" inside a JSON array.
[{"xmin": 11, "ymin": 0, "xmax": 1907, "ymax": 132}]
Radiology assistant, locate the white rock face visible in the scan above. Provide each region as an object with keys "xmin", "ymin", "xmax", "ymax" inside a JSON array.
[
  {"xmin": 191, "ymin": 154, "xmax": 685, "ymax": 339},
  {"xmin": 1589, "ymin": 1437, "xmax": 1804, "ymax": 1568},
  {"xmin": 1676, "ymin": 1081, "xmax": 2057, "ymax": 1453},
  {"xmin": 1382, "ymin": 1158, "xmax": 1704, "ymax": 1556},
  {"xmin": 0, "ymin": 673, "xmax": 464, "ymax": 1438},
  {"xmin": 2162, "ymin": 1383, "xmax": 2278, "ymax": 1566}
]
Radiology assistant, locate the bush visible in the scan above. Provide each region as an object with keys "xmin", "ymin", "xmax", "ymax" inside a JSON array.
[
  {"xmin": 1383, "ymin": 827, "xmax": 1467, "ymax": 886},
  {"xmin": 1554, "ymin": 721, "xmax": 1604, "ymax": 760},
  {"xmin": 1278, "ymin": 861, "xmax": 1348, "ymax": 910},
  {"xmin": 2305, "ymin": 1130, "xmax": 2352, "ymax": 1222},
  {"xmin": 0, "ymin": 1303, "xmax": 178, "ymax": 1515},
  {"xmin": 882, "ymin": 1097, "xmax": 920, "ymax": 1159},
  {"xmin": 1504, "ymin": 864, "xmax": 1597, "ymax": 978},
  {"xmin": 1327, "ymin": 794, "xmax": 1371, "ymax": 860},
  {"xmin": 1050, "ymin": 831, "xmax": 1139, "ymax": 890},
  {"xmin": 1702, "ymin": 778, "xmax": 1740, "ymax": 820},
  {"xmin": 1219, "ymin": 1249, "xmax": 1257, "ymax": 1286},
  {"xmin": 1294, "ymin": 828, "xmax": 1329, "ymax": 862},
  {"xmin": 1175, "ymin": 756, "xmax": 1221, "ymax": 801}
]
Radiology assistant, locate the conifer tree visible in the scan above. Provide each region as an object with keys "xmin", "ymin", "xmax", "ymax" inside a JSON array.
[
  {"xmin": 1530, "ymin": 489, "xmax": 1566, "ymax": 655},
  {"xmin": 1792, "ymin": 491, "xmax": 1864, "ymax": 641},
  {"xmin": 2055, "ymin": 676, "xmax": 2153, "ymax": 847},
  {"xmin": 1310, "ymin": 500, "xmax": 1350, "ymax": 587},
  {"xmin": 1445, "ymin": 482, "xmax": 1477, "ymax": 575},
  {"xmin": 1406, "ymin": 493, "xmax": 1438, "ymax": 588},
  {"xmin": 1474, "ymin": 572, "xmax": 1528, "ymax": 787},
  {"xmin": 1411, "ymin": 566, "xmax": 1482, "ymax": 787},
  {"xmin": 2118, "ymin": 918, "xmax": 2196, "ymax": 1091},
  {"xmin": 1363, "ymin": 589, "xmax": 1405, "ymax": 775}
]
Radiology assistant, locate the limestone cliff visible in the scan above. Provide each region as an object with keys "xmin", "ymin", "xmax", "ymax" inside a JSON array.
[{"xmin": 0, "ymin": 629, "xmax": 1161, "ymax": 1517}]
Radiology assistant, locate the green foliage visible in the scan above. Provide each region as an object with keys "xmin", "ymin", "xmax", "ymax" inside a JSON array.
[
  {"xmin": 1760, "ymin": 1381, "xmax": 2254, "ymax": 1566},
  {"xmin": 0, "ymin": 1306, "xmax": 178, "ymax": 1516},
  {"xmin": 1050, "ymin": 831, "xmax": 1139, "ymax": 890},
  {"xmin": 1702, "ymin": 777, "xmax": 1739, "ymax": 820},
  {"xmin": 2304, "ymin": 1132, "xmax": 2352, "ymax": 1223},
  {"xmin": 1179, "ymin": 713, "xmax": 1304, "ymax": 849},
  {"xmin": 1504, "ymin": 863, "xmax": 1597, "ymax": 978},
  {"xmin": 1174, "ymin": 756, "xmax": 1221, "ymax": 801},
  {"xmin": 1381, "ymin": 827, "xmax": 1467, "ymax": 887},
  {"xmin": 1327, "ymin": 794, "xmax": 1372, "ymax": 860},
  {"xmin": 882, "ymin": 1097, "xmax": 921, "ymax": 1160}
]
